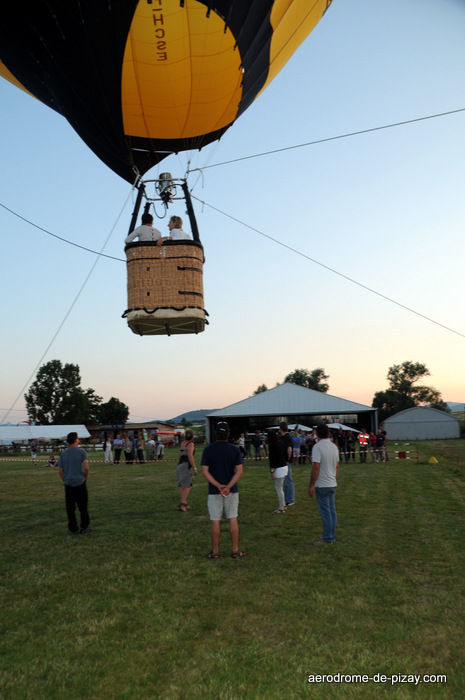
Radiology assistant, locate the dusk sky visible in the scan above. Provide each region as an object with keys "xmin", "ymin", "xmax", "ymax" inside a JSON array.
[{"xmin": 1, "ymin": 0, "xmax": 464, "ymax": 423}]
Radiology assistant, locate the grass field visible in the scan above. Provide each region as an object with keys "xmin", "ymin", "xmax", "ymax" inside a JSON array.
[{"xmin": 1, "ymin": 443, "xmax": 464, "ymax": 699}]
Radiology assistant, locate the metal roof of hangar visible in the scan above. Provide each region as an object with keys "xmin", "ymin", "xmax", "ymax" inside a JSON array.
[{"xmin": 207, "ymin": 383, "xmax": 374, "ymax": 419}]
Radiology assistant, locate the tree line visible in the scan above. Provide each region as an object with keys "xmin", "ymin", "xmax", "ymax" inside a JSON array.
[
  {"xmin": 24, "ymin": 360, "xmax": 129, "ymax": 425},
  {"xmin": 25, "ymin": 358, "xmax": 449, "ymax": 427},
  {"xmin": 253, "ymin": 368, "xmax": 330, "ymax": 395},
  {"xmin": 253, "ymin": 361, "xmax": 449, "ymax": 423}
]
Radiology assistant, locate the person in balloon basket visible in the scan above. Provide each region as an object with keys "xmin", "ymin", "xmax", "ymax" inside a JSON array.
[
  {"xmin": 309, "ymin": 423, "xmax": 339, "ymax": 545},
  {"xmin": 201, "ymin": 422, "xmax": 245, "ymax": 559},
  {"xmin": 124, "ymin": 212, "xmax": 162, "ymax": 244},
  {"xmin": 58, "ymin": 432, "xmax": 91, "ymax": 535},
  {"xmin": 156, "ymin": 215, "xmax": 191, "ymax": 246}
]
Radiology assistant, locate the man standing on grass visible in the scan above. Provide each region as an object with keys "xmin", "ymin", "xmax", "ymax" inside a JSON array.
[
  {"xmin": 58, "ymin": 432, "xmax": 91, "ymax": 535},
  {"xmin": 309, "ymin": 423, "xmax": 339, "ymax": 545},
  {"xmin": 201, "ymin": 422, "xmax": 245, "ymax": 559}
]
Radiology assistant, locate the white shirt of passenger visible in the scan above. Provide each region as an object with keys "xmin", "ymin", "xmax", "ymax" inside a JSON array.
[
  {"xmin": 125, "ymin": 224, "xmax": 162, "ymax": 244},
  {"xmin": 170, "ymin": 228, "xmax": 190, "ymax": 241}
]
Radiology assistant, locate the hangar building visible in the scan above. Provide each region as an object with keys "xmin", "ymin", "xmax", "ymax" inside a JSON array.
[
  {"xmin": 206, "ymin": 383, "xmax": 377, "ymax": 442},
  {"xmin": 383, "ymin": 406, "xmax": 460, "ymax": 441}
]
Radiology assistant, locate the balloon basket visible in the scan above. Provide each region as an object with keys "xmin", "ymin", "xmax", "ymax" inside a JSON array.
[{"xmin": 123, "ymin": 241, "xmax": 207, "ymax": 336}]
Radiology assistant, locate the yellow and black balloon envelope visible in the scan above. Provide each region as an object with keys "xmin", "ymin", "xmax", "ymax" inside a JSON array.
[{"xmin": 0, "ymin": 0, "xmax": 332, "ymax": 182}]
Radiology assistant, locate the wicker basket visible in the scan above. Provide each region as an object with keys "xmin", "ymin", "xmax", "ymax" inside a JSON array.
[{"xmin": 123, "ymin": 240, "xmax": 207, "ymax": 335}]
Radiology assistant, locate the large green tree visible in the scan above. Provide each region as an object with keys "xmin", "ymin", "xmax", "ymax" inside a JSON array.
[
  {"xmin": 25, "ymin": 360, "xmax": 103, "ymax": 424},
  {"xmin": 372, "ymin": 360, "xmax": 448, "ymax": 423},
  {"xmin": 284, "ymin": 368, "xmax": 329, "ymax": 393},
  {"xmin": 98, "ymin": 397, "xmax": 129, "ymax": 425}
]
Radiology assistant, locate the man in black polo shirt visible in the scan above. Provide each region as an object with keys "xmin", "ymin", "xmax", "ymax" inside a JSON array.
[{"xmin": 201, "ymin": 422, "xmax": 244, "ymax": 559}]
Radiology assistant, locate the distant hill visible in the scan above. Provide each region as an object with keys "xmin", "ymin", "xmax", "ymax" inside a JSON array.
[
  {"xmin": 447, "ymin": 401, "xmax": 465, "ymax": 412},
  {"xmin": 170, "ymin": 409, "xmax": 217, "ymax": 423}
]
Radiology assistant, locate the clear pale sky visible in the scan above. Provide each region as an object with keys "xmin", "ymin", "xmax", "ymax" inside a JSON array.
[{"xmin": 1, "ymin": 0, "xmax": 464, "ymax": 423}]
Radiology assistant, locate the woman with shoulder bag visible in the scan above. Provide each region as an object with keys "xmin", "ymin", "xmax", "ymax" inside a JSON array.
[{"xmin": 176, "ymin": 429, "xmax": 197, "ymax": 512}]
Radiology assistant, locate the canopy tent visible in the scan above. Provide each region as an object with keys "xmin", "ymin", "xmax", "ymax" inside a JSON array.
[
  {"xmin": 0, "ymin": 425, "xmax": 90, "ymax": 443},
  {"xmin": 327, "ymin": 423, "xmax": 360, "ymax": 432},
  {"xmin": 267, "ymin": 424, "xmax": 313, "ymax": 431}
]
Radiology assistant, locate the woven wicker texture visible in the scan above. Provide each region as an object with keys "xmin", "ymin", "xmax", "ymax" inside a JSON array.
[{"xmin": 123, "ymin": 241, "xmax": 206, "ymax": 335}]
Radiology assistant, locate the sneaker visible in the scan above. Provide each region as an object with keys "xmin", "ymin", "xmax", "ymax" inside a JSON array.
[
  {"xmin": 79, "ymin": 528, "xmax": 93, "ymax": 535},
  {"xmin": 312, "ymin": 538, "xmax": 333, "ymax": 546},
  {"xmin": 286, "ymin": 502, "xmax": 296, "ymax": 506}
]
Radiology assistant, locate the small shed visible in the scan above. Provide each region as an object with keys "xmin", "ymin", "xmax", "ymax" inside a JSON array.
[{"xmin": 383, "ymin": 406, "xmax": 460, "ymax": 441}]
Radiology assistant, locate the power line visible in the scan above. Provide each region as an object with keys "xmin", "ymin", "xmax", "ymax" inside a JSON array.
[
  {"xmin": 0, "ymin": 202, "xmax": 125, "ymax": 262},
  {"xmin": 192, "ymin": 195, "xmax": 465, "ymax": 340},
  {"xmin": 189, "ymin": 107, "xmax": 465, "ymax": 171},
  {"xmin": 3, "ymin": 189, "xmax": 463, "ymax": 340},
  {"xmin": 1, "ymin": 191, "xmax": 132, "ymax": 424},
  {"xmin": 2, "ymin": 106, "xmax": 464, "ymax": 341},
  {"xmin": 3, "ymin": 107, "xmax": 465, "ymax": 258}
]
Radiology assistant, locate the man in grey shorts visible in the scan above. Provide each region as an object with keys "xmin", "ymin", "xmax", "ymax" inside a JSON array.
[{"xmin": 201, "ymin": 422, "xmax": 245, "ymax": 559}]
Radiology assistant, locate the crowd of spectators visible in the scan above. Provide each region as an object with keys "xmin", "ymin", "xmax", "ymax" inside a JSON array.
[
  {"xmin": 233, "ymin": 426, "xmax": 389, "ymax": 464},
  {"xmin": 20, "ymin": 426, "xmax": 389, "ymax": 466}
]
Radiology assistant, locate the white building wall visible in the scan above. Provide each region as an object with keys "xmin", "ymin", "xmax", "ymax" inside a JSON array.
[{"xmin": 384, "ymin": 407, "xmax": 459, "ymax": 441}]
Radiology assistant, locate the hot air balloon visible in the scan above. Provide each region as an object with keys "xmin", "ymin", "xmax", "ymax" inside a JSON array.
[
  {"xmin": 123, "ymin": 174, "xmax": 208, "ymax": 336},
  {"xmin": 0, "ymin": 0, "xmax": 333, "ymax": 334}
]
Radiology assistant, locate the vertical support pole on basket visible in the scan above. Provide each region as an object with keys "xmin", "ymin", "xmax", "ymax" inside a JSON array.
[
  {"xmin": 127, "ymin": 182, "xmax": 146, "ymax": 236},
  {"xmin": 181, "ymin": 181, "xmax": 200, "ymax": 242}
]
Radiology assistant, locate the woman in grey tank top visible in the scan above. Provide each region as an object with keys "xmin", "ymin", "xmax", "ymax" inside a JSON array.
[{"xmin": 176, "ymin": 429, "xmax": 197, "ymax": 512}]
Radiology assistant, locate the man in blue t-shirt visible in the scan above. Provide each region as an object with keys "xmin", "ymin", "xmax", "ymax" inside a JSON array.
[
  {"xmin": 58, "ymin": 432, "xmax": 91, "ymax": 535},
  {"xmin": 201, "ymin": 422, "xmax": 244, "ymax": 559}
]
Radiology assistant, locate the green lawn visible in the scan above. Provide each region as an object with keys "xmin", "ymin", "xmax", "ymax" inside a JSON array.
[{"xmin": 1, "ymin": 443, "xmax": 464, "ymax": 699}]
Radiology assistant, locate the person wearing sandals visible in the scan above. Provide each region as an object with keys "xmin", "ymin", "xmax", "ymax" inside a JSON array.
[
  {"xmin": 268, "ymin": 431, "xmax": 288, "ymax": 513},
  {"xmin": 201, "ymin": 422, "xmax": 245, "ymax": 559},
  {"xmin": 176, "ymin": 429, "xmax": 197, "ymax": 512}
]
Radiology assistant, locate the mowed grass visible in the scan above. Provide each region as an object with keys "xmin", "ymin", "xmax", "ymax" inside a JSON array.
[{"xmin": 1, "ymin": 443, "xmax": 464, "ymax": 700}]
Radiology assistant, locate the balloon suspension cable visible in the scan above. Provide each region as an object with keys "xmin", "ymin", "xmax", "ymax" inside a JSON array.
[
  {"xmin": 186, "ymin": 165, "xmax": 206, "ymax": 197},
  {"xmin": 127, "ymin": 181, "xmax": 146, "ymax": 236},
  {"xmin": 131, "ymin": 165, "xmax": 142, "ymax": 187}
]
